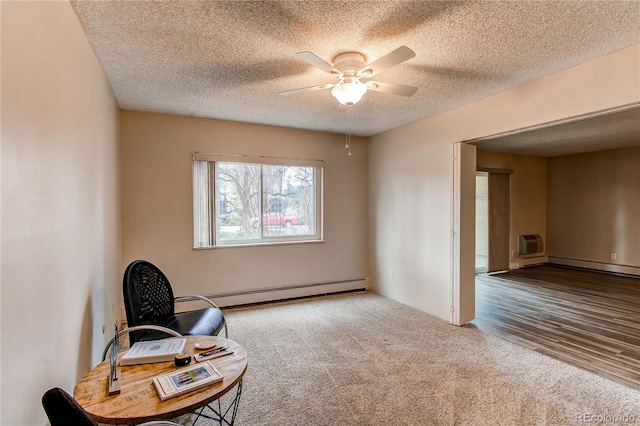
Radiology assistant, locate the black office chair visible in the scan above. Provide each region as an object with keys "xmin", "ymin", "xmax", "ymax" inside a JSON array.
[
  {"xmin": 42, "ymin": 387, "xmax": 95, "ymax": 426},
  {"xmin": 123, "ymin": 260, "xmax": 227, "ymax": 345},
  {"xmin": 42, "ymin": 387, "xmax": 181, "ymax": 426}
]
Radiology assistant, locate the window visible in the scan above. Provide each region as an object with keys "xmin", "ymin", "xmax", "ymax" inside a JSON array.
[{"xmin": 193, "ymin": 153, "xmax": 323, "ymax": 247}]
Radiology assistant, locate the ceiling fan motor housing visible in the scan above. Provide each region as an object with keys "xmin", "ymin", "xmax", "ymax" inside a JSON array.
[{"xmin": 332, "ymin": 52, "xmax": 367, "ymax": 76}]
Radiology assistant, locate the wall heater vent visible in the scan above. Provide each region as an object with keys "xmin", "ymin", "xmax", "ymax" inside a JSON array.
[
  {"xmin": 518, "ymin": 234, "xmax": 543, "ymax": 255},
  {"xmin": 517, "ymin": 235, "xmax": 545, "ymax": 268}
]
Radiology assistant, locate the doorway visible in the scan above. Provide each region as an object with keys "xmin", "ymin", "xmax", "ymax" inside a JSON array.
[
  {"xmin": 454, "ymin": 105, "xmax": 640, "ymax": 327},
  {"xmin": 475, "ymin": 172, "xmax": 488, "ymax": 273}
]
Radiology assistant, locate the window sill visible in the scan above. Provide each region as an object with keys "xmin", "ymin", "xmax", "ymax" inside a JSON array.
[{"xmin": 193, "ymin": 239, "xmax": 324, "ymax": 250}]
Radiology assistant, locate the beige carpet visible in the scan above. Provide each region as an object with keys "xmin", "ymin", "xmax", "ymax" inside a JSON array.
[{"xmin": 180, "ymin": 292, "xmax": 640, "ymax": 425}]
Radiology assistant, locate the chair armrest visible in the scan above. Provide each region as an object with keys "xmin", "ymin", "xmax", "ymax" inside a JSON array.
[
  {"xmin": 101, "ymin": 325, "xmax": 183, "ymax": 361},
  {"xmin": 174, "ymin": 294, "xmax": 222, "ymax": 310}
]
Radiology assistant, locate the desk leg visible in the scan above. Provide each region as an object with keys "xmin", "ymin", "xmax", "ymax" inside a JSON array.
[{"xmin": 191, "ymin": 380, "xmax": 243, "ymax": 426}]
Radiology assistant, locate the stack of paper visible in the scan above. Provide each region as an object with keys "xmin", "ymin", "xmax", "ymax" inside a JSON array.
[{"xmin": 120, "ymin": 338, "xmax": 187, "ymax": 366}]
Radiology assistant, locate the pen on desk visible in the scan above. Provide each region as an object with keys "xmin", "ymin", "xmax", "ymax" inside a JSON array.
[{"xmin": 201, "ymin": 346, "xmax": 228, "ymax": 357}]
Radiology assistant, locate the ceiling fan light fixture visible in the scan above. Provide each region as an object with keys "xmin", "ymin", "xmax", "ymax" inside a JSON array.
[{"xmin": 331, "ymin": 81, "xmax": 368, "ymax": 105}]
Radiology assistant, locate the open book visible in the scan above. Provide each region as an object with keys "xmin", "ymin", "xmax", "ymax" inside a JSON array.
[
  {"xmin": 153, "ymin": 361, "xmax": 223, "ymax": 401},
  {"xmin": 120, "ymin": 338, "xmax": 187, "ymax": 366}
]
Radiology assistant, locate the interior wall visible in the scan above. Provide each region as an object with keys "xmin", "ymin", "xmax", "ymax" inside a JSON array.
[
  {"xmin": 547, "ymin": 146, "xmax": 640, "ymax": 275},
  {"xmin": 477, "ymin": 151, "xmax": 547, "ymax": 268},
  {"xmin": 369, "ymin": 43, "xmax": 639, "ymax": 321},
  {"xmin": 452, "ymin": 142, "xmax": 477, "ymax": 325},
  {"xmin": 120, "ymin": 111, "xmax": 368, "ymax": 304},
  {"xmin": 487, "ymin": 172, "xmax": 511, "ymax": 272},
  {"xmin": 1, "ymin": 2, "xmax": 120, "ymax": 425}
]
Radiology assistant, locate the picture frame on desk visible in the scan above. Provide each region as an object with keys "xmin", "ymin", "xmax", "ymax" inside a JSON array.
[{"xmin": 153, "ymin": 361, "xmax": 223, "ymax": 401}]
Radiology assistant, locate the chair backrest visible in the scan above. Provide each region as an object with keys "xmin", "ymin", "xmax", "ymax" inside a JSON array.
[
  {"xmin": 123, "ymin": 260, "xmax": 176, "ymax": 344},
  {"xmin": 42, "ymin": 387, "xmax": 97, "ymax": 426}
]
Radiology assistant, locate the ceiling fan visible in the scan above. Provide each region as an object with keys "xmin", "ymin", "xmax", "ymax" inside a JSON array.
[{"xmin": 279, "ymin": 46, "xmax": 418, "ymax": 106}]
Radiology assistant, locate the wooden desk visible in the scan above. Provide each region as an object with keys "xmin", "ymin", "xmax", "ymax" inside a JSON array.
[{"xmin": 74, "ymin": 336, "xmax": 247, "ymax": 425}]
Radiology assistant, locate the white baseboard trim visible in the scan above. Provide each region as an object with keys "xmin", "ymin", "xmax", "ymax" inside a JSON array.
[
  {"xmin": 547, "ymin": 257, "xmax": 640, "ymax": 277},
  {"xmin": 175, "ymin": 277, "xmax": 370, "ymax": 310}
]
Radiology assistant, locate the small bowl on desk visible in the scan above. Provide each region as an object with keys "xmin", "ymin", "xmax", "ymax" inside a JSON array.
[{"xmin": 194, "ymin": 337, "xmax": 217, "ymax": 350}]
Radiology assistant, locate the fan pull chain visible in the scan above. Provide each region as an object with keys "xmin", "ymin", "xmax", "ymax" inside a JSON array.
[{"xmin": 345, "ymin": 104, "xmax": 352, "ymax": 156}]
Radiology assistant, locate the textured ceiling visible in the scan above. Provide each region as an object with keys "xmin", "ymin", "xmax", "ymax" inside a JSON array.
[
  {"xmin": 471, "ymin": 107, "xmax": 640, "ymax": 157},
  {"xmin": 72, "ymin": 1, "xmax": 640, "ymax": 138}
]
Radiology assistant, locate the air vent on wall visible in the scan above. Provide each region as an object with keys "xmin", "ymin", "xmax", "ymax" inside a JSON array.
[{"xmin": 518, "ymin": 234, "xmax": 543, "ymax": 255}]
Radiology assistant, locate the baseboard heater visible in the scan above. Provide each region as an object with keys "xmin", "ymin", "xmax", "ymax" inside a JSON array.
[
  {"xmin": 175, "ymin": 277, "xmax": 369, "ymax": 310},
  {"xmin": 518, "ymin": 255, "xmax": 548, "ymax": 268}
]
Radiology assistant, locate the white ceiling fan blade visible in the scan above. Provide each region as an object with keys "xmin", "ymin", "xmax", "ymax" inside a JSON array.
[
  {"xmin": 366, "ymin": 81, "xmax": 418, "ymax": 97},
  {"xmin": 279, "ymin": 83, "xmax": 336, "ymax": 96},
  {"xmin": 359, "ymin": 46, "xmax": 416, "ymax": 77},
  {"xmin": 295, "ymin": 51, "xmax": 340, "ymax": 74}
]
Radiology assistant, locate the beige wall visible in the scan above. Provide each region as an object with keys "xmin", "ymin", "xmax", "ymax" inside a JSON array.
[
  {"xmin": 120, "ymin": 111, "xmax": 368, "ymax": 303},
  {"xmin": 369, "ymin": 44, "xmax": 640, "ymax": 321},
  {"xmin": 1, "ymin": 2, "xmax": 120, "ymax": 425},
  {"xmin": 547, "ymin": 146, "xmax": 640, "ymax": 274},
  {"xmin": 477, "ymin": 151, "xmax": 547, "ymax": 266}
]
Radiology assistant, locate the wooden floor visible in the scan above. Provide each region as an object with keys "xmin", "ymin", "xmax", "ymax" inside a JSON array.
[{"xmin": 472, "ymin": 264, "xmax": 640, "ymax": 389}]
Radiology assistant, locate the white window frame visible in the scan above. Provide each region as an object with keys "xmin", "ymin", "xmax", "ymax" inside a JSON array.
[{"xmin": 193, "ymin": 152, "xmax": 324, "ymax": 248}]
